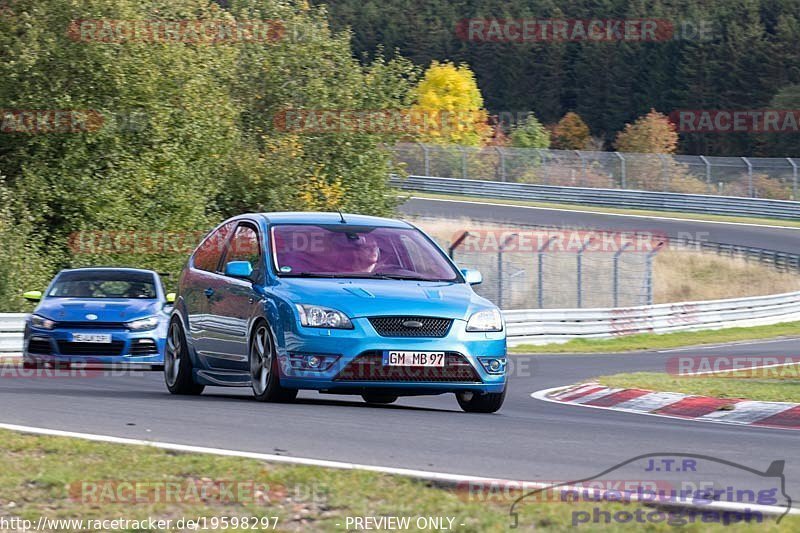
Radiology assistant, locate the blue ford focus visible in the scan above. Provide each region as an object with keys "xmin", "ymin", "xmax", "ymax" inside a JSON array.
[
  {"xmin": 166, "ymin": 213, "xmax": 507, "ymax": 413},
  {"xmin": 22, "ymin": 268, "xmax": 172, "ymax": 368}
]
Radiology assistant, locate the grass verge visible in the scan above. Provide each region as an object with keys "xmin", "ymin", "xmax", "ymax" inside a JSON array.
[
  {"xmin": 595, "ymin": 364, "xmax": 800, "ymax": 403},
  {"xmin": 510, "ymin": 322, "xmax": 800, "ymax": 354},
  {"xmin": 0, "ymin": 429, "xmax": 793, "ymax": 531},
  {"xmin": 405, "ymin": 192, "xmax": 800, "ymax": 229}
]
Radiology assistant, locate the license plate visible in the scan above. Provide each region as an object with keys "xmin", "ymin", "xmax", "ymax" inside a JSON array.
[
  {"xmin": 71, "ymin": 333, "xmax": 112, "ymax": 343},
  {"xmin": 382, "ymin": 351, "xmax": 445, "ymax": 367}
]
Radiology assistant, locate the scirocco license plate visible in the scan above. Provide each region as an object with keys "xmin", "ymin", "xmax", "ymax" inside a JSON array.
[{"xmin": 382, "ymin": 351, "xmax": 445, "ymax": 367}]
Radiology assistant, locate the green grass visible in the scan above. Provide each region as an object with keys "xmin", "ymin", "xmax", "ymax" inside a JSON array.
[
  {"xmin": 405, "ymin": 192, "xmax": 800, "ymax": 228},
  {"xmin": 596, "ymin": 364, "xmax": 800, "ymax": 403},
  {"xmin": 510, "ymin": 321, "xmax": 800, "ymax": 354},
  {"xmin": 0, "ymin": 429, "xmax": 794, "ymax": 531}
]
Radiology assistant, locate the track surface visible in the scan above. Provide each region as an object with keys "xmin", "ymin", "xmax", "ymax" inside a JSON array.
[{"xmin": 1, "ymin": 198, "xmax": 798, "ymax": 501}]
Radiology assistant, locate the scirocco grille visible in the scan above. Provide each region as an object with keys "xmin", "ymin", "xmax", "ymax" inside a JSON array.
[
  {"xmin": 368, "ymin": 316, "xmax": 453, "ymax": 338},
  {"xmin": 334, "ymin": 352, "xmax": 481, "ymax": 382}
]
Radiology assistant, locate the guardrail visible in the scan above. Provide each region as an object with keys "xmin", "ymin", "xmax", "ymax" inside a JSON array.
[
  {"xmin": 3, "ymin": 290, "xmax": 798, "ymax": 353},
  {"xmin": 504, "ymin": 290, "xmax": 800, "ymax": 346},
  {"xmin": 392, "ymin": 175, "xmax": 800, "ymax": 220},
  {"xmin": 0, "ymin": 314, "xmax": 26, "ymax": 356}
]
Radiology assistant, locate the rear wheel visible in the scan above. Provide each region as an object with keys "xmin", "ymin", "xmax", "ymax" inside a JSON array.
[
  {"xmin": 361, "ymin": 394, "xmax": 398, "ymax": 405},
  {"xmin": 456, "ymin": 389, "xmax": 505, "ymax": 413},
  {"xmin": 164, "ymin": 319, "xmax": 204, "ymax": 395},
  {"xmin": 250, "ymin": 322, "xmax": 297, "ymax": 403}
]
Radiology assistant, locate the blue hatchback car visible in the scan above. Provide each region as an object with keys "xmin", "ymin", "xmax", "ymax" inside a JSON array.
[
  {"xmin": 166, "ymin": 213, "xmax": 508, "ymax": 412},
  {"xmin": 22, "ymin": 268, "xmax": 172, "ymax": 368}
]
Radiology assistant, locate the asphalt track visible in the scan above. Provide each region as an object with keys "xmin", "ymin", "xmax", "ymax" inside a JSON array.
[{"xmin": 1, "ymin": 198, "xmax": 798, "ymax": 507}]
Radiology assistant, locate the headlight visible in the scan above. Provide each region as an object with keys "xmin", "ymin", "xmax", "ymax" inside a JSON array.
[
  {"xmin": 466, "ymin": 309, "xmax": 503, "ymax": 332},
  {"xmin": 30, "ymin": 314, "xmax": 56, "ymax": 330},
  {"xmin": 125, "ymin": 316, "xmax": 160, "ymax": 331},
  {"xmin": 295, "ymin": 304, "xmax": 353, "ymax": 329}
]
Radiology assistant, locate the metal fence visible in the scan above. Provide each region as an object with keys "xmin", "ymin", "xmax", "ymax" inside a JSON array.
[
  {"xmin": 447, "ymin": 231, "xmax": 659, "ymax": 310},
  {"xmin": 392, "ymin": 143, "xmax": 800, "ymax": 201}
]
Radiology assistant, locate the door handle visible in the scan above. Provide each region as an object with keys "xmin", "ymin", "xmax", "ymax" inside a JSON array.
[{"xmin": 204, "ymin": 288, "xmax": 214, "ymax": 298}]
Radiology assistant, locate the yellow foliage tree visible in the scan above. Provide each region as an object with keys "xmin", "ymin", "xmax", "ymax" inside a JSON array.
[
  {"xmin": 411, "ymin": 61, "xmax": 491, "ymax": 146},
  {"xmin": 552, "ymin": 112, "xmax": 591, "ymax": 150},
  {"xmin": 615, "ymin": 109, "xmax": 678, "ymax": 154}
]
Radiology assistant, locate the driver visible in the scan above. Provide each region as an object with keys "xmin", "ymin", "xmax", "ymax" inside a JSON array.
[{"xmin": 345, "ymin": 233, "xmax": 380, "ymax": 273}]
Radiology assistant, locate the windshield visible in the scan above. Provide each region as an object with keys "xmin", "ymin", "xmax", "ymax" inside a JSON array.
[
  {"xmin": 271, "ymin": 224, "xmax": 459, "ymax": 282},
  {"xmin": 48, "ymin": 271, "xmax": 158, "ymax": 299}
]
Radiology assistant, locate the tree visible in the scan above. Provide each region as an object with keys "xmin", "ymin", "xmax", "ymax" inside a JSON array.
[
  {"xmin": 509, "ymin": 114, "xmax": 551, "ymax": 149},
  {"xmin": 552, "ymin": 112, "xmax": 591, "ymax": 150},
  {"xmin": 615, "ymin": 110, "xmax": 679, "ymax": 154},
  {"xmin": 410, "ymin": 61, "xmax": 491, "ymax": 146}
]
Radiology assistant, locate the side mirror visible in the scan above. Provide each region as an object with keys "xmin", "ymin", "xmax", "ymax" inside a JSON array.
[
  {"xmin": 461, "ymin": 268, "xmax": 482, "ymax": 285},
  {"xmin": 225, "ymin": 260, "xmax": 254, "ymax": 279},
  {"xmin": 165, "ymin": 292, "xmax": 176, "ymax": 304},
  {"xmin": 23, "ymin": 290, "xmax": 42, "ymax": 302}
]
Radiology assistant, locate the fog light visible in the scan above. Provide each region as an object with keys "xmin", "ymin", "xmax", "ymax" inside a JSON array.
[
  {"xmin": 287, "ymin": 354, "xmax": 340, "ymax": 372},
  {"xmin": 307, "ymin": 356, "xmax": 321, "ymax": 368},
  {"xmin": 479, "ymin": 357, "xmax": 507, "ymax": 375}
]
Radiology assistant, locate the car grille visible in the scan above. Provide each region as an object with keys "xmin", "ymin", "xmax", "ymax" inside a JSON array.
[
  {"xmin": 334, "ymin": 352, "xmax": 481, "ymax": 383},
  {"xmin": 368, "ymin": 316, "xmax": 453, "ymax": 338},
  {"xmin": 56, "ymin": 340, "xmax": 125, "ymax": 356},
  {"xmin": 27, "ymin": 338, "xmax": 52, "ymax": 354},
  {"xmin": 130, "ymin": 339, "xmax": 159, "ymax": 356},
  {"xmin": 54, "ymin": 322, "xmax": 128, "ymax": 330}
]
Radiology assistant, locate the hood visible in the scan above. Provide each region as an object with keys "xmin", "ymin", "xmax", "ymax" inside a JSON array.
[
  {"xmin": 273, "ymin": 278, "xmax": 494, "ymax": 320},
  {"xmin": 34, "ymin": 298, "xmax": 162, "ymax": 323}
]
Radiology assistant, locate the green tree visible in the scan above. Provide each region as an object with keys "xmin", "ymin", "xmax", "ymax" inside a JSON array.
[{"xmin": 509, "ymin": 114, "xmax": 550, "ymax": 149}]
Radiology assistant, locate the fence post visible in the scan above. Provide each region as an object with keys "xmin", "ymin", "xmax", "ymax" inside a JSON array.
[
  {"xmin": 537, "ymin": 236, "xmax": 557, "ymax": 309},
  {"xmin": 417, "ymin": 142, "xmax": 430, "ymax": 176},
  {"xmin": 459, "ymin": 145, "xmax": 468, "ymax": 180},
  {"xmin": 576, "ymin": 238, "xmax": 595, "ymax": 309},
  {"xmin": 788, "ymin": 158, "xmax": 798, "ymax": 201},
  {"xmin": 448, "ymin": 231, "xmax": 470, "ymax": 260},
  {"xmin": 575, "ymin": 150, "xmax": 587, "ymax": 187},
  {"xmin": 538, "ymin": 149, "xmax": 549, "ymax": 185},
  {"xmin": 613, "ymin": 242, "xmax": 633, "ymax": 308},
  {"xmin": 614, "ymin": 152, "xmax": 626, "ymax": 188},
  {"xmin": 700, "ymin": 155, "xmax": 712, "ymax": 193},
  {"xmin": 658, "ymin": 154, "xmax": 669, "ymax": 192},
  {"xmin": 743, "ymin": 156, "xmax": 754, "ymax": 197},
  {"xmin": 496, "ymin": 234, "xmax": 518, "ymax": 310},
  {"xmin": 645, "ymin": 241, "xmax": 666, "ymax": 305},
  {"xmin": 496, "ymin": 146, "xmax": 507, "ymax": 182}
]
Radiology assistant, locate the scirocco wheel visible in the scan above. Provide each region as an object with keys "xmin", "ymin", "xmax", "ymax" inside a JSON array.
[{"xmin": 164, "ymin": 319, "xmax": 204, "ymax": 395}]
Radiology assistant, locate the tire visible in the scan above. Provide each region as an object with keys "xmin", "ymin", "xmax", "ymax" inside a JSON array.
[
  {"xmin": 456, "ymin": 389, "xmax": 506, "ymax": 413},
  {"xmin": 250, "ymin": 321, "xmax": 297, "ymax": 403},
  {"xmin": 361, "ymin": 394, "xmax": 398, "ymax": 405},
  {"xmin": 164, "ymin": 318, "xmax": 204, "ymax": 395}
]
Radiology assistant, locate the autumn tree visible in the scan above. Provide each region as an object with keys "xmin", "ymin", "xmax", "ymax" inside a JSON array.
[
  {"xmin": 411, "ymin": 61, "xmax": 491, "ymax": 146},
  {"xmin": 552, "ymin": 112, "xmax": 591, "ymax": 150},
  {"xmin": 615, "ymin": 109, "xmax": 679, "ymax": 154}
]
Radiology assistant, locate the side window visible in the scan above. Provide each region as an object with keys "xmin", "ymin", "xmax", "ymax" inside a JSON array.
[
  {"xmin": 223, "ymin": 223, "xmax": 262, "ymax": 276},
  {"xmin": 193, "ymin": 222, "xmax": 235, "ymax": 273}
]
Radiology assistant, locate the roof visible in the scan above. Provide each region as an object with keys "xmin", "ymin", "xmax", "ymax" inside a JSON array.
[
  {"xmin": 258, "ymin": 212, "xmax": 412, "ymax": 228},
  {"xmin": 58, "ymin": 267, "xmax": 159, "ymax": 276}
]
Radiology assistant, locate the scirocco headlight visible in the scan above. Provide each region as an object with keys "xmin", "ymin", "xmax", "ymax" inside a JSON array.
[
  {"xmin": 295, "ymin": 304, "xmax": 353, "ymax": 329},
  {"xmin": 125, "ymin": 316, "xmax": 159, "ymax": 331},
  {"xmin": 30, "ymin": 314, "xmax": 56, "ymax": 330},
  {"xmin": 466, "ymin": 309, "xmax": 504, "ymax": 332}
]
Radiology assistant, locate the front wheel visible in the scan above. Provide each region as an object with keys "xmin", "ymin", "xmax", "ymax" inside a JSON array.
[
  {"xmin": 250, "ymin": 322, "xmax": 297, "ymax": 403},
  {"xmin": 456, "ymin": 389, "xmax": 505, "ymax": 413},
  {"xmin": 164, "ymin": 319, "xmax": 204, "ymax": 395}
]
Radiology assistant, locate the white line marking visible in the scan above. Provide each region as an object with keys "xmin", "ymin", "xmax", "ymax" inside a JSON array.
[
  {"xmin": 531, "ymin": 386, "xmax": 799, "ymax": 432},
  {"xmin": 0, "ymin": 422, "xmax": 794, "ymax": 518},
  {"xmin": 657, "ymin": 338, "xmax": 800, "ymax": 353},
  {"xmin": 409, "ymin": 196, "xmax": 800, "ymax": 231},
  {"xmin": 568, "ymin": 387, "xmax": 623, "ymax": 404},
  {"xmin": 614, "ymin": 392, "xmax": 688, "ymax": 412}
]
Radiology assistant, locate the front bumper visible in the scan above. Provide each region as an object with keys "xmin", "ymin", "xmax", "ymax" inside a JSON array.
[
  {"xmin": 278, "ymin": 317, "xmax": 507, "ymax": 394},
  {"xmin": 23, "ymin": 325, "xmax": 165, "ymax": 367}
]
